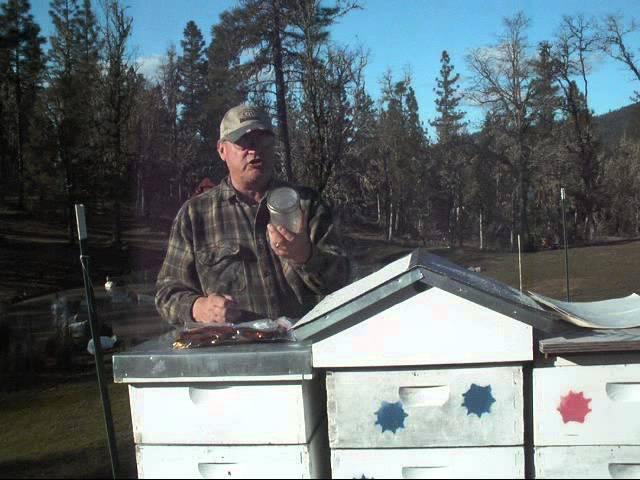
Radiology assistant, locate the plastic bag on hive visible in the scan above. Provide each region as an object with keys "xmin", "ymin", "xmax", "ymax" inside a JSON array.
[{"xmin": 172, "ymin": 317, "xmax": 295, "ymax": 349}]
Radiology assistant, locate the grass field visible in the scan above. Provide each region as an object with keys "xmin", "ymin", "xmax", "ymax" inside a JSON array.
[
  {"xmin": 0, "ymin": 375, "xmax": 136, "ymax": 478},
  {"xmin": 1, "ymin": 202, "xmax": 639, "ymax": 478}
]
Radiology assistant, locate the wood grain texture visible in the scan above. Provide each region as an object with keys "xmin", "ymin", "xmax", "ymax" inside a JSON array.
[
  {"xmin": 540, "ymin": 327, "xmax": 640, "ymax": 354},
  {"xmin": 326, "ymin": 366, "xmax": 524, "ymax": 448},
  {"xmin": 535, "ymin": 446, "xmax": 640, "ymax": 479},
  {"xmin": 331, "ymin": 447, "xmax": 525, "ymax": 479}
]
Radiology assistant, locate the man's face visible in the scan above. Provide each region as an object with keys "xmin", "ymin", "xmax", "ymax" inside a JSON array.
[{"xmin": 218, "ymin": 130, "xmax": 275, "ymax": 190}]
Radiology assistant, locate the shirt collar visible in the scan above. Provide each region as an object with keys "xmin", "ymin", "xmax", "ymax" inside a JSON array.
[
  {"xmin": 220, "ymin": 175, "xmax": 288, "ymax": 204},
  {"xmin": 219, "ymin": 176, "xmax": 237, "ymax": 202}
]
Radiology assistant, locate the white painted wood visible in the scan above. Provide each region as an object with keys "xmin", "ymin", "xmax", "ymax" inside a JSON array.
[
  {"xmin": 533, "ymin": 364, "xmax": 640, "ymax": 446},
  {"xmin": 331, "ymin": 447, "xmax": 525, "ymax": 479},
  {"xmin": 129, "ymin": 379, "xmax": 323, "ymax": 445},
  {"xmin": 312, "ymin": 287, "xmax": 533, "ymax": 368},
  {"xmin": 326, "ymin": 366, "xmax": 523, "ymax": 448},
  {"xmin": 535, "ymin": 446, "xmax": 640, "ymax": 479},
  {"xmin": 136, "ymin": 426, "xmax": 329, "ymax": 479}
]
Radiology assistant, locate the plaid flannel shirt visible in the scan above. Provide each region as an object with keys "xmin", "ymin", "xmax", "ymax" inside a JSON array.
[{"xmin": 155, "ymin": 176, "xmax": 350, "ymax": 325}]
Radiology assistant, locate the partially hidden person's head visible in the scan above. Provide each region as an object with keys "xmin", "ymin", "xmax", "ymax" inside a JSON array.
[{"xmin": 217, "ymin": 104, "xmax": 276, "ymax": 191}]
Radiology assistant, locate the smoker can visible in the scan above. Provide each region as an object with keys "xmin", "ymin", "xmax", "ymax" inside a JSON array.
[{"xmin": 267, "ymin": 187, "xmax": 303, "ymax": 233}]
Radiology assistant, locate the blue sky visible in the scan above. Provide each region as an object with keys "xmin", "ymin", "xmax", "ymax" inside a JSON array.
[{"xmin": 30, "ymin": 0, "xmax": 639, "ymax": 136}]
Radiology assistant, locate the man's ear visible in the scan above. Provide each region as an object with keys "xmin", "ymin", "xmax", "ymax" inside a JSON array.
[{"xmin": 217, "ymin": 141, "xmax": 226, "ymax": 162}]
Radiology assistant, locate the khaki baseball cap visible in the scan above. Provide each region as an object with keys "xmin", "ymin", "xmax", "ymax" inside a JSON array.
[{"xmin": 219, "ymin": 104, "xmax": 274, "ymax": 143}]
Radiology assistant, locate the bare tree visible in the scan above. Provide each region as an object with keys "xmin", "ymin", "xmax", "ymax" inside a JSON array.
[
  {"xmin": 553, "ymin": 14, "xmax": 602, "ymax": 241},
  {"xmin": 466, "ymin": 12, "xmax": 538, "ymax": 250},
  {"xmin": 601, "ymin": 14, "xmax": 640, "ymax": 101}
]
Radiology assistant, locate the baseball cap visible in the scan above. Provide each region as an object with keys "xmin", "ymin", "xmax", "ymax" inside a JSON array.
[{"xmin": 219, "ymin": 104, "xmax": 274, "ymax": 143}]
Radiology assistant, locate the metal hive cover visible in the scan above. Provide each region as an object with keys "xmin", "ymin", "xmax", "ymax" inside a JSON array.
[{"xmin": 292, "ymin": 249, "xmax": 559, "ymax": 342}]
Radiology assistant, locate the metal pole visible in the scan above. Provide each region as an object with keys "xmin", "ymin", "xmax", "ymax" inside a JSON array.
[
  {"xmin": 560, "ymin": 188, "xmax": 570, "ymax": 301},
  {"xmin": 75, "ymin": 204, "xmax": 120, "ymax": 479},
  {"xmin": 518, "ymin": 234, "xmax": 523, "ymax": 292}
]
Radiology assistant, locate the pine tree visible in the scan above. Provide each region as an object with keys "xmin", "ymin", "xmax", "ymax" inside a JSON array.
[
  {"xmin": 376, "ymin": 73, "xmax": 428, "ymax": 240},
  {"xmin": 215, "ymin": 0, "xmax": 296, "ymax": 181},
  {"xmin": 179, "ymin": 21, "xmax": 207, "ymax": 134},
  {"xmin": 47, "ymin": 0, "xmax": 84, "ymax": 242},
  {"xmin": 73, "ymin": 0, "xmax": 101, "ymax": 172},
  {"xmin": 529, "ymin": 41, "xmax": 562, "ymax": 246},
  {"xmin": 0, "ymin": 0, "xmax": 45, "ymax": 207},
  {"xmin": 177, "ymin": 21, "xmax": 207, "ymax": 200},
  {"xmin": 159, "ymin": 44, "xmax": 181, "ymax": 199},
  {"xmin": 100, "ymin": 0, "xmax": 135, "ymax": 245},
  {"xmin": 214, "ymin": 0, "xmax": 357, "ymax": 182},
  {"xmin": 205, "ymin": 21, "xmax": 245, "ymax": 181},
  {"xmin": 431, "ymin": 50, "xmax": 467, "ymax": 246},
  {"xmin": 431, "ymin": 50, "xmax": 466, "ymax": 144}
]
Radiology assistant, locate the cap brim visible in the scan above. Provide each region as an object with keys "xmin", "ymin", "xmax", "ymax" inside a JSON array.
[{"xmin": 223, "ymin": 121, "xmax": 274, "ymax": 143}]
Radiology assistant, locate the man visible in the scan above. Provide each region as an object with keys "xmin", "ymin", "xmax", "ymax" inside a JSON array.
[{"xmin": 155, "ymin": 104, "xmax": 350, "ymax": 325}]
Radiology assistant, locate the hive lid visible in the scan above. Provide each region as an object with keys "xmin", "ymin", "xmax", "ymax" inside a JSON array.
[
  {"xmin": 113, "ymin": 330, "xmax": 312, "ymax": 383},
  {"xmin": 292, "ymin": 248, "xmax": 560, "ymax": 343}
]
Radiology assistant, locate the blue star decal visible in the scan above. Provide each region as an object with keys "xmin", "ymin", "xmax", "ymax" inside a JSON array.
[
  {"xmin": 374, "ymin": 400, "xmax": 408, "ymax": 434},
  {"xmin": 461, "ymin": 383, "xmax": 496, "ymax": 417}
]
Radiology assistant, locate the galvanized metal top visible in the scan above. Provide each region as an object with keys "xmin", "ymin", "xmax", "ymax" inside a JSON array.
[
  {"xmin": 292, "ymin": 248, "xmax": 561, "ymax": 343},
  {"xmin": 112, "ymin": 330, "xmax": 313, "ymax": 383}
]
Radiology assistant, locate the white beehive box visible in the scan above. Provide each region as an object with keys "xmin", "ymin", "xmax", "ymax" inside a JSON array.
[
  {"xmin": 326, "ymin": 367, "xmax": 523, "ymax": 448},
  {"xmin": 135, "ymin": 424, "xmax": 329, "ymax": 479},
  {"xmin": 534, "ymin": 330, "xmax": 640, "ymax": 479},
  {"xmin": 533, "ymin": 363, "xmax": 640, "ymax": 446},
  {"xmin": 130, "ymin": 378, "xmax": 324, "ymax": 445},
  {"xmin": 534, "ymin": 446, "xmax": 640, "ymax": 479},
  {"xmin": 331, "ymin": 447, "xmax": 525, "ymax": 479},
  {"xmin": 290, "ymin": 249, "xmax": 559, "ymax": 479},
  {"xmin": 114, "ymin": 338, "xmax": 328, "ymax": 478}
]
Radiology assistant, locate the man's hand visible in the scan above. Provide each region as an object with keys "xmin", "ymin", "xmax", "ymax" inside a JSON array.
[
  {"xmin": 267, "ymin": 222, "xmax": 312, "ymax": 265},
  {"xmin": 192, "ymin": 294, "xmax": 241, "ymax": 324}
]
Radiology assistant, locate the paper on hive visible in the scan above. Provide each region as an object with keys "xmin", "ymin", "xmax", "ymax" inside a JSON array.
[{"xmin": 528, "ymin": 291, "xmax": 640, "ymax": 329}]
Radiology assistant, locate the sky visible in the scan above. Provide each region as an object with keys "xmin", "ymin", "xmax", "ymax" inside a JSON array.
[{"xmin": 30, "ymin": 0, "xmax": 640, "ymax": 137}]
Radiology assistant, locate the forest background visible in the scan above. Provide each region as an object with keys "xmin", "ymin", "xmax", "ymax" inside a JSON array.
[
  {"xmin": 1, "ymin": 2, "xmax": 639, "ymax": 475},
  {"xmin": 2, "ymin": 0, "xmax": 640, "ymax": 257}
]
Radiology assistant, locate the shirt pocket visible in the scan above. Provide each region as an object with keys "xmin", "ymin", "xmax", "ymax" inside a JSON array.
[{"xmin": 195, "ymin": 242, "xmax": 247, "ymax": 295}]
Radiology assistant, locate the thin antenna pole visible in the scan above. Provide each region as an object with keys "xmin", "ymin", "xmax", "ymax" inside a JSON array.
[
  {"xmin": 518, "ymin": 234, "xmax": 523, "ymax": 292},
  {"xmin": 75, "ymin": 204, "xmax": 120, "ymax": 479},
  {"xmin": 560, "ymin": 188, "xmax": 570, "ymax": 301}
]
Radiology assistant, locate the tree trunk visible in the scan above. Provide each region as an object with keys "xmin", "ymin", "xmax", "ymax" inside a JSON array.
[
  {"xmin": 64, "ymin": 156, "xmax": 75, "ymax": 244},
  {"xmin": 457, "ymin": 205, "xmax": 464, "ymax": 248},
  {"xmin": 519, "ymin": 159, "xmax": 532, "ymax": 251},
  {"xmin": 141, "ymin": 183, "xmax": 146, "ymax": 218},
  {"xmin": 394, "ymin": 202, "xmax": 400, "ymax": 234},
  {"xmin": 15, "ymin": 58, "xmax": 24, "ymax": 210},
  {"xmin": 271, "ymin": 0, "xmax": 293, "ymax": 182},
  {"xmin": 387, "ymin": 200, "xmax": 393, "ymax": 241},
  {"xmin": 479, "ymin": 211, "xmax": 484, "ymax": 250},
  {"xmin": 112, "ymin": 197, "xmax": 122, "ymax": 246}
]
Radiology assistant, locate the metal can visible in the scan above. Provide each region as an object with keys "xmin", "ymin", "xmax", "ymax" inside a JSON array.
[{"xmin": 266, "ymin": 187, "xmax": 302, "ymax": 233}]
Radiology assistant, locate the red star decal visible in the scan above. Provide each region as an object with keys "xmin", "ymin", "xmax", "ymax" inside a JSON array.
[{"xmin": 557, "ymin": 390, "xmax": 592, "ymax": 424}]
